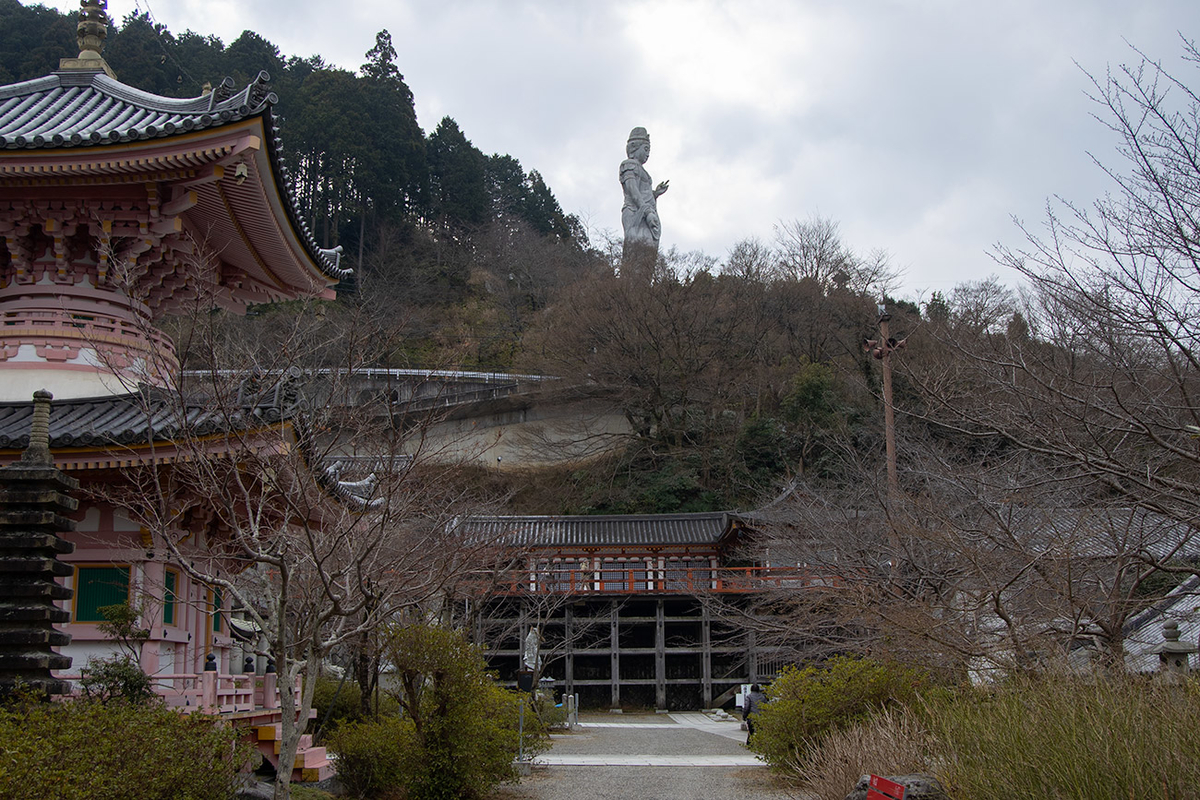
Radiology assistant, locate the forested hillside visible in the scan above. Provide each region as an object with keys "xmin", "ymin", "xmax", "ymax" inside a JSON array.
[
  {"xmin": 0, "ymin": 2, "xmax": 940, "ymax": 515},
  {"xmin": 10, "ymin": 3, "xmax": 1198, "ymax": 541}
]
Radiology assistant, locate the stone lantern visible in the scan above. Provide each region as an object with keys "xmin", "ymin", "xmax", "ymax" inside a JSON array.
[{"xmin": 1152, "ymin": 620, "xmax": 1196, "ymax": 677}]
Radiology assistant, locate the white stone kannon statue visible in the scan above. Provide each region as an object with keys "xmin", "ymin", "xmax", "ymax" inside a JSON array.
[
  {"xmin": 522, "ymin": 628, "xmax": 540, "ymax": 671},
  {"xmin": 620, "ymin": 126, "xmax": 669, "ymax": 258}
]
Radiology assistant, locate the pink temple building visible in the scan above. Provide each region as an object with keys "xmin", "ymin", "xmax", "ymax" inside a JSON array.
[{"xmin": 0, "ymin": 2, "xmax": 345, "ymax": 781}]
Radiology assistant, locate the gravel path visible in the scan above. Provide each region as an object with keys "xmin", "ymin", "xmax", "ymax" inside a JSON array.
[{"xmin": 493, "ymin": 713, "xmax": 801, "ymax": 800}]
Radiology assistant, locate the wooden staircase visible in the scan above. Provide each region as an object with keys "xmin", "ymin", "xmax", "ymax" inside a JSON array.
[{"xmin": 253, "ymin": 720, "xmax": 334, "ymax": 783}]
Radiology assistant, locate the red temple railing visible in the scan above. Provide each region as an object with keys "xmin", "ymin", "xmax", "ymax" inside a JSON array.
[{"xmin": 490, "ymin": 565, "xmax": 840, "ymax": 596}]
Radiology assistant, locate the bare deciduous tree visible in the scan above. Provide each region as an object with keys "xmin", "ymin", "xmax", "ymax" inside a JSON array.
[
  {"xmin": 96, "ymin": 271, "xmax": 501, "ymax": 799},
  {"xmin": 911, "ymin": 39, "xmax": 1200, "ymax": 540}
]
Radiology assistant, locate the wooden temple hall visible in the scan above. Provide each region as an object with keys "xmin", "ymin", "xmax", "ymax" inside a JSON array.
[{"xmin": 459, "ymin": 513, "xmax": 809, "ymax": 711}]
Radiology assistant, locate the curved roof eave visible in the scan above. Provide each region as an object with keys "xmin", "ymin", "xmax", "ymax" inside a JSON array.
[{"xmin": 0, "ymin": 68, "xmax": 351, "ymax": 290}]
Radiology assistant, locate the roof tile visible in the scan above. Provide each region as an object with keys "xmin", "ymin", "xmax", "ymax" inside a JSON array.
[{"xmin": 460, "ymin": 512, "xmax": 739, "ymax": 549}]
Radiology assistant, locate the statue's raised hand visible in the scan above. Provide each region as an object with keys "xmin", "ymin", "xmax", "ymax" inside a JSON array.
[{"xmin": 654, "ymin": 180, "xmax": 669, "ymax": 197}]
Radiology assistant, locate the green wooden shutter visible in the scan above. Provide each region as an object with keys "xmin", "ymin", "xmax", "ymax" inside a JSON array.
[
  {"xmin": 212, "ymin": 586, "xmax": 222, "ymax": 632},
  {"xmin": 163, "ymin": 570, "xmax": 177, "ymax": 625},
  {"xmin": 75, "ymin": 566, "xmax": 130, "ymax": 622}
]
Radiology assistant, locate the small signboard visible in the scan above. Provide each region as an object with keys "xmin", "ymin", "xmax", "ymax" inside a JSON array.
[{"xmin": 866, "ymin": 775, "xmax": 906, "ymax": 800}]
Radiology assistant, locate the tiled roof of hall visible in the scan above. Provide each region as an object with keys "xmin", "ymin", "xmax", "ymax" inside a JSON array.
[
  {"xmin": 0, "ymin": 68, "xmax": 350, "ymax": 282},
  {"xmin": 459, "ymin": 512, "xmax": 753, "ymax": 550}
]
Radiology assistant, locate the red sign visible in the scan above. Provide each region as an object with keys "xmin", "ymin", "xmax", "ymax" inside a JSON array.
[{"xmin": 866, "ymin": 775, "xmax": 906, "ymax": 800}]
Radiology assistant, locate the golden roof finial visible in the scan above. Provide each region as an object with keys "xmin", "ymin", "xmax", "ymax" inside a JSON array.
[
  {"xmin": 76, "ymin": 0, "xmax": 108, "ymax": 59},
  {"xmin": 60, "ymin": 0, "xmax": 116, "ymax": 78}
]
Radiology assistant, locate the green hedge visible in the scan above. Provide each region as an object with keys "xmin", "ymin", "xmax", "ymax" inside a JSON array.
[
  {"xmin": 750, "ymin": 656, "xmax": 932, "ymax": 770},
  {"xmin": 326, "ymin": 716, "xmax": 416, "ymax": 799},
  {"xmin": 328, "ymin": 624, "xmax": 543, "ymax": 800},
  {"xmin": 0, "ymin": 699, "xmax": 251, "ymax": 800}
]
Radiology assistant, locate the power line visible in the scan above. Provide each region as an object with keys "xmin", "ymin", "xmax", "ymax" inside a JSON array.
[{"xmin": 119, "ymin": 0, "xmax": 203, "ymax": 91}]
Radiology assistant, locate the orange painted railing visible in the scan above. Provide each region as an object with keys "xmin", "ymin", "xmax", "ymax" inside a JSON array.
[{"xmin": 492, "ymin": 566, "xmax": 840, "ymax": 596}]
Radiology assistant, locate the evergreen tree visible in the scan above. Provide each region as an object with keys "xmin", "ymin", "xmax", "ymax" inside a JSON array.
[
  {"xmin": 287, "ymin": 67, "xmax": 371, "ymax": 247},
  {"xmin": 485, "ymin": 154, "xmax": 530, "ymax": 221},
  {"xmin": 105, "ymin": 12, "xmax": 185, "ymax": 96},
  {"xmin": 427, "ymin": 117, "xmax": 488, "ymax": 230},
  {"xmin": 523, "ymin": 170, "xmax": 571, "ymax": 239},
  {"xmin": 222, "ymin": 30, "xmax": 284, "ymax": 86},
  {"xmin": 358, "ymin": 30, "xmax": 426, "ymax": 220},
  {"xmin": 360, "ymin": 29, "xmax": 399, "ymax": 82},
  {"xmin": 0, "ymin": 0, "xmax": 73, "ymax": 82},
  {"xmin": 172, "ymin": 31, "xmax": 227, "ymax": 96}
]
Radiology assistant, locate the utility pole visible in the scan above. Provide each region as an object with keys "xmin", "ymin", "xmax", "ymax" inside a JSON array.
[
  {"xmin": 865, "ymin": 302, "xmax": 906, "ymax": 504},
  {"xmin": 879, "ymin": 305, "xmax": 899, "ymax": 500}
]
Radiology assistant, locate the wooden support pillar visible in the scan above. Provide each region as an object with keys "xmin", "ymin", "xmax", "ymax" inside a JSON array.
[
  {"xmin": 564, "ymin": 603, "xmax": 575, "ymax": 698},
  {"xmin": 748, "ymin": 629, "xmax": 758, "ymax": 684},
  {"xmin": 701, "ymin": 604, "xmax": 712, "ymax": 708},
  {"xmin": 472, "ymin": 599, "xmax": 483, "ymax": 646},
  {"xmin": 609, "ymin": 600, "xmax": 620, "ymax": 708},
  {"xmin": 139, "ymin": 560, "xmax": 164, "ymax": 676},
  {"xmin": 655, "ymin": 599, "xmax": 666, "ymax": 710},
  {"xmin": 518, "ymin": 600, "xmax": 529, "ymax": 659},
  {"xmin": 186, "ymin": 578, "xmax": 200, "ymax": 673}
]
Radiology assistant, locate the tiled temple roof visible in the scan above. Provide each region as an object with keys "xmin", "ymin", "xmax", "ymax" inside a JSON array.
[
  {"xmin": 0, "ymin": 386, "xmax": 296, "ymax": 450},
  {"xmin": 0, "ymin": 69, "xmax": 348, "ymax": 282},
  {"xmin": 460, "ymin": 512, "xmax": 748, "ymax": 549},
  {"xmin": 0, "ymin": 71, "xmax": 274, "ymax": 149},
  {"xmin": 0, "ymin": 386, "xmax": 394, "ymax": 505}
]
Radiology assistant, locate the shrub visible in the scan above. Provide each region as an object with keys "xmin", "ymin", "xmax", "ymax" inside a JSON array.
[
  {"xmin": 750, "ymin": 656, "xmax": 932, "ymax": 770},
  {"xmin": 312, "ymin": 674, "xmax": 401, "ymax": 743},
  {"xmin": 78, "ymin": 655, "xmax": 155, "ymax": 704},
  {"xmin": 929, "ymin": 674, "xmax": 1200, "ymax": 800},
  {"xmin": 388, "ymin": 624, "xmax": 540, "ymax": 800},
  {"xmin": 796, "ymin": 706, "xmax": 932, "ymax": 800},
  {"xmin": 326, "ymin": 716, "xmax": 417, "ymax": 799},
  {"xmin": 78, "ymin": 602, "xmax": 155, "ymax": 704},
  {"xmin": 328, "ymin": 624, "xmax": 543, "ymax": 800},
  {"xmin": 0, "ymin": 699, "xmax": 252, "ymax": 800},
  {"xmin": 311, "ymin": 675, "xmax": 364, "ymax": 741},
  {"xmin": 534, "ymin": 688, "xmax": 568, "ymax": 729}
]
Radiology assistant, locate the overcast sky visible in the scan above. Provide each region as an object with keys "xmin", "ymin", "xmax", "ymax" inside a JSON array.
[{"xmin": 45, "ymin": 0, "xmax": 1199, "ymax": 297}]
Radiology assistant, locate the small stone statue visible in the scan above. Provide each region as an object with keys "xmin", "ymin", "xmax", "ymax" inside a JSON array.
[
  {"xmin": 620, "ymin": 127, "xmax": 668, "ymax": 258},
  {"xmin": 522, "ymin": 628, "xmax": 540, "ymax": 671}
]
